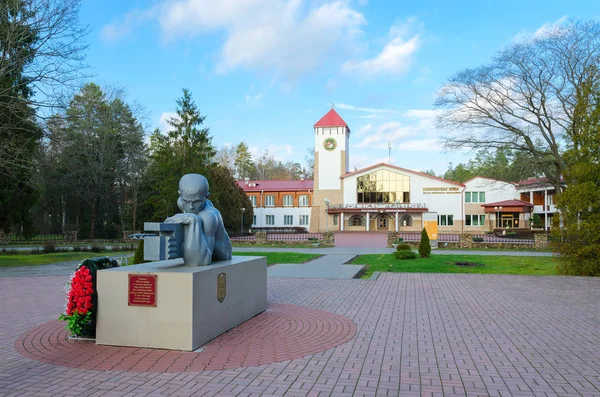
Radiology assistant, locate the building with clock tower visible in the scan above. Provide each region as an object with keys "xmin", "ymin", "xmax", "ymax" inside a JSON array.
[
  {"xmin": 237, "ymin": 107, "xmax": 543, "ymax": 234},
  {"xmin": 309, "ymin": 108, "xmax": 350, "ymax": 232}
]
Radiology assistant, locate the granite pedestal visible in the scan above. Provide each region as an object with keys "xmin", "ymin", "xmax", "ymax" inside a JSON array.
[{"xmin": 95, "ymin": 256, "xmax": 267, "ymax": 351}]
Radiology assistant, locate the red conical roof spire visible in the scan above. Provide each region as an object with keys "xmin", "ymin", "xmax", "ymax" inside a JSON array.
[{"xmin": 314, "ymin": 108, "xmax": 348, "ymax": 128}]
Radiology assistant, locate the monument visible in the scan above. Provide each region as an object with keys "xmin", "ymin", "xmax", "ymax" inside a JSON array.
[{"xmin": 96, "ymin": 174, "xmax": 267, "ymax": 351}]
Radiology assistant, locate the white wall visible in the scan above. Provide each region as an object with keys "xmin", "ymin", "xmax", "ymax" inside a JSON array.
[
  {"xmin": 464, "ymin": 177, "xmax": 518, "ymax": 203},
  {"xmin": 342, "ymin": 165, "xmax": 463, "ymax": 219},
  {"xmin": 251, "ymin": 207, "xmax": 312, "ymax": 229},
  {"xmin": 315, "ymin": 126, "xmax": 348, "ymax": 190}
]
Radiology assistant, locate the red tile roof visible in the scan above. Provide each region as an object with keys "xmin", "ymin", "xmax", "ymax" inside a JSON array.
[
  {"xmin": 314, "ymin": 109, "xmax": 348, "ymax": 128},
  {"xmin": 517, "ymin": 177, "xmax": 558, "ymax": 187},
  {"xmin": 237, "ymin": 180, "xmax": 314, "ymax": 192},
  {"xmin": 340, "ymin": 163, "xmax": 465, "ymax": 187},
  {"xmin": 481, "ymin": 200, "xmax": 533, "ymax": 208}
]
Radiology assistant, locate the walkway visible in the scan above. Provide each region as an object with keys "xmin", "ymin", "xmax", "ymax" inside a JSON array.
[
  {"xmin": 268, "ymin": 254, "xmax": 363, "ymax": 279},
  {"xmin": 2, "ymin": 273, "xmax": 599, "ymax": 396}
]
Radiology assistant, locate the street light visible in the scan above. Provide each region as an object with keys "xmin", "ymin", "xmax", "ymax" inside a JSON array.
[
  {"xmin": 240, "ymin": 207, "xmax": 245, "ymax": 234},
  {"xmin": 494, "ymin": 206, "xmax": 503, "ymax": 228},
  {"xmin": 324, "ymin": 198, "xmax": 330, "ymax": 231}
]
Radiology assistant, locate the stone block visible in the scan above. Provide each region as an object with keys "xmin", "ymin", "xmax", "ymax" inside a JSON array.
[{"xmin": 96, "ymin": 255, "xmax": 267, "ymax": 351}]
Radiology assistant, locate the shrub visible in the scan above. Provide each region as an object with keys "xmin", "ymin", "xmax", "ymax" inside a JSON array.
[
  {"xmin": 90, "ymin": 245, "xmax": 104, "ymax": 253},
  {"xmin": 418, "ymin": 228, "xmax": 431, "ymax": 258},
  {"xmin": 395, "ymin": 250, "xmax": 417, "ymax": 260},
  {"xmin": 395, "ymin": 243, "xmax": 412, "ymax": 251},
  {"xmin": 393, "ymin": 237, "xmax": 404, "ymax": 244},
  {"xmin": 133, "ymin": 239, "xmax": 146, "ymax": 264},
  {"xmin": 472, "ymin": 236, "xmax": 484, "ymax": 242},
  {"xmin": 507, "ymin": 231, "xmax": 517, "ymax": 237},
  {"xmin": 43, "ymin": 242, "xmax": 57, "ymax": 253}
]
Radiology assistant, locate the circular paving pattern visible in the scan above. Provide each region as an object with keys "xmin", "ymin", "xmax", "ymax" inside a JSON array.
[{"xmin": 15, "ymin": 304, "xmax": 356, "ymax": 372}]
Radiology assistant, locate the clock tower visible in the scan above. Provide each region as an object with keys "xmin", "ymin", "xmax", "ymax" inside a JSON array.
[{"xmin": 310, "ymin": 108, "xmax": 350, "ymax": 232}]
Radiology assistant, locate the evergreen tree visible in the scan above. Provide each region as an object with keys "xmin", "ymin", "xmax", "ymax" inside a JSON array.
[
  {"xmin": 418, "ymin": 228, "xmax": 431, "ymax": 258},
  {"xmin": 553, "ymin": 70, "xmax": 600, "ymax": 275},
  {"xmin": 234, "ymin": 142, "xmax": 254, "ymax": 180},
  {"xmin": 167, "ymin": 88, "xmax": 215, "ymax": 168}
]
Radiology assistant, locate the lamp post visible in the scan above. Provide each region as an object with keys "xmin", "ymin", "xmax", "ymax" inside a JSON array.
[
  {"xmin": 324, "ymin": 198, "xmax": 330, "ymax": 232},
  {"xmin": 494, "ymin": 206, "xmax": 503, "ymax": 228},
  {"xmin": 240, "ymin": 208, "xmax": 245, "ymax": 234}
]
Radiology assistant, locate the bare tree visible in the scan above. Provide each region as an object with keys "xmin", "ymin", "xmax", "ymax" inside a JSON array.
[
  {"xmin": 0, "ymin": 0, "xmax": 89, "ymax": 114},
  {"xmin": 435, "ymin": 20, "xmax": 600, "ymax": 191}
]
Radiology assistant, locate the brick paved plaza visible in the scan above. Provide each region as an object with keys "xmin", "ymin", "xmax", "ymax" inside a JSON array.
[{"xmin": 1, "ymin": 272, "xmax": 600, "ymax": 396}]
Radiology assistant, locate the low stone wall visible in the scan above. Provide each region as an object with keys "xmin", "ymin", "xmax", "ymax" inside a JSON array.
[
  {"xmin": 232, "ymin": 231, "xmax": 334, "ymax": 247},
  {"xmin": 388, "ymin": 231, "xmax": 549, "ymax": 250}
]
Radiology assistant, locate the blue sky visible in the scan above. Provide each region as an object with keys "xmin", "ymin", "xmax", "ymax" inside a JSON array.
[{"xmin": 80, "ymin": 0, "xmax": 599, "ymax": 175}]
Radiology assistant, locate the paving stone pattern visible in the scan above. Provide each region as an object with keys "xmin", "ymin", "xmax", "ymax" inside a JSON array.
[
  {"xmin": 1, "ymin": 273, "xmax": 600, "ymax": 396},
  {"xmin": 268, "ymin": 255, "xmax": 363, "ymax": 279},
  {"xmin": 16, "ymin": 304, "xmax": 356, "ymax": 372}
]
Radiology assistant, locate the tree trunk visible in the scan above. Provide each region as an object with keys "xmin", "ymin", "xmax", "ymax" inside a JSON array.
[
  {"xmin": 132, "ymin": 188, "xmax": 138, "ymax": 231},
  {"xmin": 90, "ymin": 197, "xmax": 98, "ymax": 240}
]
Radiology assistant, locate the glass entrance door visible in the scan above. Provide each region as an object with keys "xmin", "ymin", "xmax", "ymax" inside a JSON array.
[
  {"xmin": 501, "ymin": 215, "xmax": 514, "ymax": 228},
  {"xmin": 377, "ymin": 216, "xmax": 388, "ymax": 231}
]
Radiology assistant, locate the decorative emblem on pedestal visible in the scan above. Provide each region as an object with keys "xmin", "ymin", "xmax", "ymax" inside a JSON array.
[
  {"xmin": 323, "ymin": 137, "xmax": 337, "ymax": 151},
  {"xmin": 217, "ymin": 273, "xmax": 226, "ymax": 303}
]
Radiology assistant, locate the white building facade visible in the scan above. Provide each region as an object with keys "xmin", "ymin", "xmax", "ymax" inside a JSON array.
[{"xmin": 239, "ymin": 108, "xmax": 535, "ymax": 233}]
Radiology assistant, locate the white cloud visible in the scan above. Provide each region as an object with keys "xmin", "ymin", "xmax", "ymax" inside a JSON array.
[
  {"xmin": 513, "ymin": 16, "xmax": 569, "ymax": 42},
  {"xmin": 104, "ymin": 0, "xmax": 366, "ymax": 78},
  {"xmin": 356, "ymin": 123, "xmax": 373, "ymax": 136},
  {"xmin": 158, "ymin": 112, "xmax": 178, "ymax": 132},
  {"xmin": 245, "ymin": 93, "xmax": 264, "ymax": 106},
  {"xmin": 337, "ymin": 103, "xmax": 400, "ymax": 114},
  {"xmin": 101, "ymin": 7, "xmax": 158, "ymax": 42},
  {"xmin": 342, "ymin": 19, "xmax": 420, "ymax": 76},
  {"xmin": 349, "ymin": 106, "xmax": 445, "ymax": 149},
  {"xmin": 249, "ymin": 143, "xmax": 294, "ymax": 162},
  {"xmin": 397, "ymin": 139, "xmax": 441, "ymax": 152}
]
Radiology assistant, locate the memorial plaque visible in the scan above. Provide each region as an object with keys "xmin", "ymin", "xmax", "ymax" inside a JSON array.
[
  {"xmin": 217, "ymin": 273, "xmax": 226, "ymax": 303},
  {"xmin": 128, "ymin": 274, "xmax": 157, "ymax": 307}
]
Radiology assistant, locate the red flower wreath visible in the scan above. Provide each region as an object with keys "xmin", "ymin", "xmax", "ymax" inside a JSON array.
[{"xmin": 65, "ymin": 266, "xmax": 94, "ymax": 315}]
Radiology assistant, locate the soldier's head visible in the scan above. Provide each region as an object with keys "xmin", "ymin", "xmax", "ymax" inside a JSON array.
[{"xmin": 177, "ymin": 174, "xmax": 209, "ymax": 214}]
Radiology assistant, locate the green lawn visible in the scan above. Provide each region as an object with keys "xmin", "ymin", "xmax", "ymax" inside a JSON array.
[
  {"xmin": 352, "ymin": 253, "xmax": 559, "ymax": 278},
  {"xmin": 0, "ymin": 252, "xmax": 130, "ymax": 267},
  {"xmin": 233, "ymin": 251, "xmax": 321, "ymax": 265}
]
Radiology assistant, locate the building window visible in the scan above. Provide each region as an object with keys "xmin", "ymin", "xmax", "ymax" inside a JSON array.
[
  {"xmin": 265, "ymin": 195, "xmax": 275, "ymax": 207},
  {"xmin": 465, "ymin": 214, "xmax": 485, "ymax": 226},
  {"xmin": 400, "ymin": 214, "xmax": 412, "ymax": 227},
  {"xmin": 437, "ymin": 215, "xmax": 454, "ymax": 226},
  {"xmin": 284, "ymin": 215, "xmax": 293, "ymax": 225},
  {"xmin": 249, "ymin": 196, "xmax": 256, "ymax": 206},
  {"xmin": 357, "ymin": 169, "xmax": 410, "ymax": 204},
  {"xmin": 252, "ymin": 215, "xmax": 256, "ymax": 225},
  {"xmin": 299, "ymin": 215, "xmax": 309, "ymax": 225},
  {"xmin": 266, "ymin": 215, "xmax": 275, "ymax": 225},
  {"xmin": 283, "ymin": 195, "xmax": 293, "ymax": 207},
  {"xmin": 333, "ymin": 214, "xmax": 339, "ymax": 226},
  {"xmin": 299, "ymin": 195, "xmax": 309, "ymax": 206},
  {"xmin": 349, "ymin": 215, "xmax": 365, "ymax": 226},
  {"xmin": 465, "ymin": 191, "xmax": 485, "ymax": 203}
]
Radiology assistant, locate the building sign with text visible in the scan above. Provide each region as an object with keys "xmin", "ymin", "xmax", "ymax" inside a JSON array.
[
  {"xmin": 128, "ymin": 274, "xmax": 157, "ymax": 307},
  {"xmin": 422, "ymin": 187, "xmax": 461, "ymax": 194}
]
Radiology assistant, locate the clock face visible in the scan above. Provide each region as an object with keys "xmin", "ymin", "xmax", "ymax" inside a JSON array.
[{"xmin": 323, "ymin": 137, "xmax": 337, "ymax": 151}]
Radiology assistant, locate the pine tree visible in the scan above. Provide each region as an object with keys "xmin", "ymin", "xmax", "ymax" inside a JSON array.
[{"xmin": 419, "ymin": 228, "xmax": 431, "ymax": 258}]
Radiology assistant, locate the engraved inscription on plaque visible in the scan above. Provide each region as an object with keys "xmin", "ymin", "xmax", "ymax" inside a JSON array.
[
  {"xmin": 217, "ymin": 273, "xmax": 226, "ymax": 303},
  {"xmin": 128, "ymin": 274, "xmax": 157, "ymax": 307}
]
